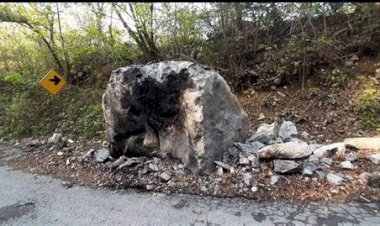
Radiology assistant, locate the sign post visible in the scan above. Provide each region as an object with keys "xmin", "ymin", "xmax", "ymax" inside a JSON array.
[{"xmin": 39, "ymin": 69, "xmax": 67, "ymax": 95}]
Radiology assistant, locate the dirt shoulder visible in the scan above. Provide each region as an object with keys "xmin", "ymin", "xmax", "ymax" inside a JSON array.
[{"xmin": 1, "ymin": 137, "xmax": 379, "ymax": 204}]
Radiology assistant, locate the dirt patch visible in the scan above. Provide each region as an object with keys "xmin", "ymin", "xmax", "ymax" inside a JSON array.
[
  {"xmin": 1, "ymin": 140, "xmax": 379, "ymax": 204},
  {"xmin": 237, "ymin": 76, "xmax": 379, "ymax": 143}
]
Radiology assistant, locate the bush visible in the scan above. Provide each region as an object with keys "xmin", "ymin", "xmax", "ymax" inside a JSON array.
[{"xmin": 2, "ymin": 72, "xmax": 25, "ymax": 86}]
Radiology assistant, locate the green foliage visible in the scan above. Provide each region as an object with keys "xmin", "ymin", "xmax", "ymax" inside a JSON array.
[
  {"xmin": 357, "ymin": 79, "xmax": 380, "ymax": 129},
  {"xmin": 0, "ymin": 85, "xmax": 105, "ymax": 139},
  {"xmin": 2, "ymin": 72, "xmax": 25, "ymax": 86},
  {"xmin": 329, "ymin": 69, "xmax": 348, "ymax": 87},
  {"xmin": 280, "ymin": 108, "xmax": 293, "ymax": 117}
]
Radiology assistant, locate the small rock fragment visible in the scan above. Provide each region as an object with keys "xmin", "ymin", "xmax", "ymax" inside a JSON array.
[
  {"xmin": 214, "ymin": 161, "xmax": 231, "ymax": 171},
  {"xmin": 62, "ymin": 147, "xmax": 73, "ymax": 152},
  {"xmin": 367, "ymin": 153, "xmax": 380, "ymax": 164},
  {"xmin": 234, "ymin": 142, "xmax": 265, "ymax": 155},
  {"xmin": 258, "ymin": 113, "xmax": 265, "ymax": 120},
  {"xmin": 345, "ymin": 152, "xmax": 357, "ymax": 162},
  {"xmin": 216, "ymin": 166, "xmax": 224, "ymax": 176},
  {"xmin": 308, "ymin": 155, "xmax": 319, "ymax": 164},
  {"xmin": 95, "ymin": 149, "xmax": 110, "ymax": 163},
  {"xmin": 249, "ymin": 155, "xmax": 260, "ymax": 168},
  {"xmin": 149, "ymin": 163, "xmax": 159, "ymax": 172},
  {"xmin": 320, "ymin": 157, "xmax": 333, "ymax": 165},
  {"xmin": 49, "ymin": 133, "xmax": 62, "ymax": 144},
  {"xmin": 315, "ymin": 170, "xmax": 326, "ymax": 179},
  {"xmin": 243, "ymin": 172, "xmax": 252, "ymax": 185},
  {"xmin": 239, "ymin": 155, "xmax": 250, "ymax": 165},
  {"xmin": 247, "ymin": 122, "xmax": 279, "ymax": 144},
  {"xmin": 251, "ymin": 186, "xmax": 258, "ymax": 193},
  {"xmin": 326, "ymin": 173, "xmax": 345, "ymax": 185},
  {"xmin": 313, "ymin": 143, "xmax": 345, "ymax": 158},
  {"xmin": 340, "ymin": 161, "xmax": 354, "ymax": 170},
  {"xmin": 159, "ymin": 172, "xmax": 171, "ymax": 181},
  {"xmin": 270, "ymin": 175, "xmax": 280, "ymax": 185},
  {"xmin": 278, "ymin": 121, "xmax": 298, "ymax": 141},
  {"xmin": 61, "ymin": 181, "xmax": 73, "ymax": 188},
  {"xmin": 200, "ymin": 185, "xmax": 208, "ymax": 193},
  {"xmin": 146, "ymin": 184, "xmax": 154, "ymax": 191},
  {"xmin": 302, "ymin": 162, "xmax": 319, "ymax": 175},
  {"xmin": 57, "ymin": 151, "xmax": 64, "ymax": 156},
  {"xmin": 273, "ymin": 160, "xmax": 300, "ymax": 173}
]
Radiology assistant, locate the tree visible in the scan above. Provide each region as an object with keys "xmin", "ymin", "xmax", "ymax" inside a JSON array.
[
  {"xmin": 0, "ymin": 3, "xmax": 72, "ymax": 80},
  {"xmin": 113, "ymin": 3, "xmax": 160, "ymax": 62}
]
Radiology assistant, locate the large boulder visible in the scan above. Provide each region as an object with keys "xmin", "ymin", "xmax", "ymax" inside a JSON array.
[{"xmin": 102, "ymin": 61, "xmax": 249, "ymax": 174}]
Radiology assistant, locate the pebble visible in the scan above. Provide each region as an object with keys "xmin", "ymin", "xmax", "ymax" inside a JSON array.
[
  {"xmin": 367, "ymin": 153, "xmax": 380, "ymax": 164},
  {"xmin": 320, "ymin": 157, "xmax": 333, "ymax": 165},
  {"xmin": 243, "ymin": 172, "xmax": 252, "ymax": 185},
  {"xmin": 95, "ymin": 149, "xmax": 110, "ymax": 163},
  {"xmin": 149, "ymin": 163, "xmax": 159, "ymax": 172},
  {"xmin": 214, "ymin": 161, "xmax": 231, "ymax": 170},
  {"xmin": 239, "ymin": 156, "xmax": 250, "ymax": 165},
  {"xmin": 345, "ymin": 152, "xmax": 357, "ymax": 162},
  {"xmin": 340, "ymin": 161, "xmax": 354, "ymax": 170},
  {"xmin": 270, "ymin": 175, "xmax": 280, "ymax": 185},
  {"xmin": 57, "ymin": 151, "xmax": 64, "ymax": 156},
  {"xmin": 251, "ymin": 186, "xmax": 258, "ymax": 193},
  {"xmin": 216, "ymin": 166, "xmax": 224, "ymax": 176},
  {"xmin": 146, "ymin": 184, "xmax": 154, "ymax": 191},
  {"xmin": 326, "ymin": 173, "xmax": 345, "ymax": 185},
  {"xmin": 249, "ymin": 156, "xmax": 260, "ymax": 168},
  {"xmin": 159, "ymin": 172, "xmax": 171, "ymax": 181}
]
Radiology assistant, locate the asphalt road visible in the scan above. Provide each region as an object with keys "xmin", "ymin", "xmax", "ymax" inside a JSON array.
[{"xmin": 0, "ymin": 145, "xmax": 380, "ymax": 225}]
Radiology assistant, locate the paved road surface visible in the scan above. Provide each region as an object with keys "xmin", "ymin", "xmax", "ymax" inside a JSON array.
[{"xmin": 0, "ymin": 146, "xmax": 379, "ymax": 225}]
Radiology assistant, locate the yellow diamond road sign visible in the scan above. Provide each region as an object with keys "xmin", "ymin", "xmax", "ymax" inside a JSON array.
[{"xmin": 40, "ymin": 69, "xmax": 67, "ymax": 95}]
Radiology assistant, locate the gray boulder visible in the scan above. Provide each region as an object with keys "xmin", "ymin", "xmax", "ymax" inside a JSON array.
[
  {"xmin": 102, "ymin": 62, "xmax": 249, "ymax": 174},
  {"xmin": 278, "ymin": 121, "xmax": 298, "ymax": 141},
  {"xmin": 257, "ymin": 142, "xmax": 311, "ymax": 159}
]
